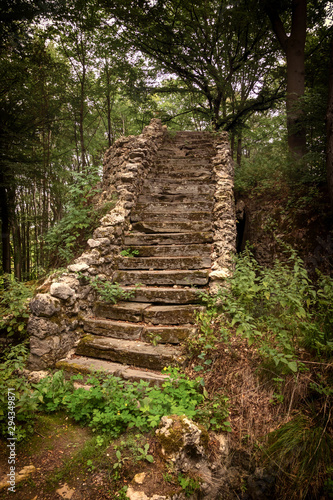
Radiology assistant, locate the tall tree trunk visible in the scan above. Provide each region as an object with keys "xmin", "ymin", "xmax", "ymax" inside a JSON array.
[
  {"xmin": 267, "ymin": 0, "xmax": 307, "ymax": 158},
  {"xmin": 326, "ymin": 36, "xmax": 333, "ymax": 208},
  {"xmin": 0, "ymin": 171, "xmax": 11, "ymax": 274}
]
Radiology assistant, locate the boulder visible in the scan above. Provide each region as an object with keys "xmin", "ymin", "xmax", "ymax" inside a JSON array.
[
  {"xmin": 50, "ymin": 283, "xmax": 75, "ymax": 300},
  {"xmin": 29, "ymin": 293, "xmax": 60, "ymax": 317}
]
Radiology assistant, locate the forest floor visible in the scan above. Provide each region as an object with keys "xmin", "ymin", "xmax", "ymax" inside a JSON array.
[{"xmin": 0, "ymin": 411, "xmax": 182, "ymax": 499}]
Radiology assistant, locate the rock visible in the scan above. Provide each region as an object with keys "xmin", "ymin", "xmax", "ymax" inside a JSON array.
[
  {"xmin": 67, "ymin": 262, "xmax": 89, "ymax": 273},
  {"xmin": 56, "ymin": 483, "xmax": 75, "ymax": 499},
  {"xmin": 27, "ymin": 316, "xmax": 60, "ymax": 339},
  {"xmin": 0, "ymin": 465, "xmax": 36, "ymax": 491},
  {"xmin": 87, "ymin": 237, "xmax": 110, "ymax": 248},
  {"xmin": 126, "ymin": 487, "xmax": 149, "ymax": 500},
  {"xmin": 134, "ymin": 472, "xmax": 146, "ymax": 484},
  {"xmin": 29, "ymin": 293, "xmax": 60, "ymax": 317},
  {"xmin": 50, "ymin": 283, "xmax": 75, "ymax": 300}
]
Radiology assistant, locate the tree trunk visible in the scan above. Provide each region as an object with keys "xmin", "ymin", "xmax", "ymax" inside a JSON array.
[
  {"xmin": 0, "ymin": 171, "xmax": 11, "ymax": 274},
  {"xmin": 267, "ymin": 0, "xmax": 307, "ymax": 158},
  {"xmin": 326, "ymin": 36, "xmax": 333, "ymax": 208}
]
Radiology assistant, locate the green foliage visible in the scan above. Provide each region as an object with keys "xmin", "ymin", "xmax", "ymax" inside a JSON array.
[
  {"xmin": 186, "ymin": 310, "xmax": 218, "ymax": 373},
  {"xmin": 196, "ymin": 392, "xmax": 231, "ymax": 433},
  {"xmin": 0, "ymin": 343, "xmax": 39, "ymax": 442},
  {"xmin": 0, "ymin": 275, "xmax": 33, "ymax": 338},
  {"xmin": 33, "ymin": 370, "xmax": 74, "ymax": 413},
  {"xmin": 217, "ymin": 246, "xmax": 333, "ymax": 375},
  {"xmin": 136, "ymin": 443, "xmax": 154, "ymax": 463},
  {"xmin": 33, "ymin": 367, "xmax": 204, "ymax": 438},
  {"xmin": 120, "ymin": 248, "xmax": 140, "ymax": 258},
  {"xmin": 44, "ymin": 167, "xmax": 102, "ymax": 266},
  {"xmin": 178, "ymin": 472, "xmax": 201, "ymax": 497}
]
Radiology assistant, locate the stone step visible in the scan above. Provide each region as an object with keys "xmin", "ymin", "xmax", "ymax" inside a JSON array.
[
  {"xmin": 94, "ymin": 302, "xmax": 151, "ymax": 323},
  {"xmin": 137, "ymin": 193, "xmax": 213, "ymax": 203},
  {"xmin": 121, "ymin": 244, "xmax": 211, "ymax": 258},
  {"xmin": 56, "ymin": 357, "xmax": 168, "ymax": 385},
  {"xmin": 148, "ymin": 175, "xmax": 214, "ymax": 184},
  {"xmin": 76, "ymin": 335, "xmax": 182, "ymax": 371},
  {"xmin": 148, "ymin": 170, "xmax": 213, "ymax": 180},
  {"xmin": 84, "ymin": 314, "xmax": 196, "ymax": 342},
  {"xmin": 124, "ymin": 232, "xmax": 213, "ymax": 246},
  {"xmin": 84, "ymin": 317, "xmax": 143, "ymax": 338},
  {"xmin": 131, "ymin": 220, "xmax": 212, "ymax": 234},
  {"xmin": 119, "ymin": 286, "xmax": 203, "ymax": 304},
  {"xmin": 135, "ymin": 201, "xmax": 213, "ymax": 212},
  {"xmin": 113, "ymin": 269, "xmax": 209, "ymax": 285},
  {"xmin": 144, "ymin": 304, "xmax": 204, "ymax": 325},
  {"xmin": 117, "ymin": 255, "xmax": 211, "ymax": 270},
  {"xmin": 142, "ymin": 325, "xmax": 196, "ymax": 343},
  {"xmin": 143, "ymin": 183, "xmax": 214, "ymax": 196},
  {"xmin": 130, "ymin": 211, "xmax": 212, "ymax": 223},
  {"xmin": 156, "ymin": 158, "xmax": 211, "ymax": 167},
  {"xmin": 92, "ymin": 302, "xmax": 204, "ymax": 325}
]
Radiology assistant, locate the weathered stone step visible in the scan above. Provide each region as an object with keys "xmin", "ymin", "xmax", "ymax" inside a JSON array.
[
  {"xmin": 137, "ymin": 194, "xmax": 212, "ymax": 204},
  {"xmin": 94, "ymin": 302, "xmax": 151, "ymax": 323},
  {"xmin": 143, "ymin": 183, "xmax": 214, "ymax": 196},
  {"xmin": 121, "ymin": 244, "xmax": 211, "ymax": 258},
  {"xmin": 84, "ymin": 313, "xmax": 196, "ymax": 342},
  {"xmin": 135, "ymin": 201, "xmax": 213, "ymax": 212},
  {"xmin": 144, "ymin": 304, "xmax": 204, "ymax": 325},
  {"xmin": 117, "ymin": 255, "xmax": 211, "ymax": 270},
  {"xmin": 148, "ymin": 174, "xmax": 214, "ymax": 184},
  {"xmin": 93, "ymin": 302, "xmax": 204, "ymax": 325},
  {"xmin": 131, "ymin": 220, "xmax": 212, "ymax": 234},
  {"xmin": 84, "ymin": 317, "xmax": 142, "ymax": 338},
  {"xmin": 142, "ymin": 325, "xmax": 196, "ymax": 343},
  {"xmin": 124, "ymin": 232, "xmax": 213, "ymax": 246},
  {"xmin": 119, "ymin": 286, "xmax": 203, "ymax": 303},
  {"xmin": 148, "ymin": 170, "xmax": 213, "ymax": 180},
  {"xmin": 156, "ymin": 158, "xmax": 211, "ymax": 167},
  {"xmin": 113, "ymin": 269, "xmax": 209, "ymax": 285},
  {"xmin": 76, "ymin": 336, "xmax": 182, "ymax": 371},
  {"xmin": 56, "ymin": 357, "xmax": 168, "ymax": 385},
  {"xmin": 130, "ymin": 211, "xmax": 212, "ymax": 223}
]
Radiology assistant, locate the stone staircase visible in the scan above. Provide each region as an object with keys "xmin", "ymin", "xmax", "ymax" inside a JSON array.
[{"xmin": 57, "ymin": 132, "xmax": 216, "ymax": 383}]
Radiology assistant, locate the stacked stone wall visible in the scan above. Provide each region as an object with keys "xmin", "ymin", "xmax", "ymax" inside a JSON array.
[
  {"xmin": 28, "ymin": 119, "xmax": 167, "ymax": 369},
  {"xmin": 210, "ymin": 131, "xmax": 237, "ymax": 291}
]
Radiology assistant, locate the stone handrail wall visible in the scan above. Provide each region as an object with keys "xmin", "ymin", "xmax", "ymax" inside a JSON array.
[
  {"xmin": 210, "ymin": 132, "xmax": 236, "ymax": 292},
  {"xmin": 28, "ymin": 119, "xmax": 167, "ymax": 369}
]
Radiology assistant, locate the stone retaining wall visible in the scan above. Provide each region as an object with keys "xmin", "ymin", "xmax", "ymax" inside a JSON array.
[
  {"xmin": 28, "ymin": 119, "xmax": 167, "ymax": 369},
  {"xmin": 210, "ymin": 131, "xmax": 237, "ymax": 291}
]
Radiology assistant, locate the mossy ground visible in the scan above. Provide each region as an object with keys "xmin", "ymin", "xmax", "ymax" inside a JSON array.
[{"xmin": 0, "ymin": 412, "xmax": 184, "ymax": 499}]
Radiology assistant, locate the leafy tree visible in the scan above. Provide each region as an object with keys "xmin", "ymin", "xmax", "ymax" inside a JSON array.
[{"xmin": 102, "ymin": 0, "xmax": 284, "ymax": 131}]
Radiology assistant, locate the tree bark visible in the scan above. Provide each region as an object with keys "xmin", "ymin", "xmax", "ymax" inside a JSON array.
[
  {"xmin": 267, "ymin": 0, "xmax": 307, "ymax": 158},
  {"xmin": 326, "ymin": 36, "xmax": 333, "ymax": 208},
  {"xmin": 0, "ymin": 171, "xmax": 11, "ymax": 274}
]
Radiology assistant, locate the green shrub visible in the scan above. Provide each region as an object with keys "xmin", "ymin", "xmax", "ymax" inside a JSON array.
[
  {"xmin": 0, "ymin": 343, "xmax": 39, "ymax": 442},
  {"xmin": 44, "ymin": 167, "xmax": 104, "ymax": 267},
  {"xmin": 34, "ymin": 367, "xmax": 204, "ymax": 438},
  {"xmin": 0, "ymin": 275, "xmax": 33, "ymax": 339},
  {"xmin": 214, "ymin": 246, "xmax": 332, "ymax": 375}
]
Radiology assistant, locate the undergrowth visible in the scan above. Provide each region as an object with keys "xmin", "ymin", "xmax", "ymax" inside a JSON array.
[
  {"xmin": 188, "ymin": 245, "xmax": 333, "ymax": 499},
  {"xmin": 0, "ymin": 364, "xmax": 208, "ymax": 443}
]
